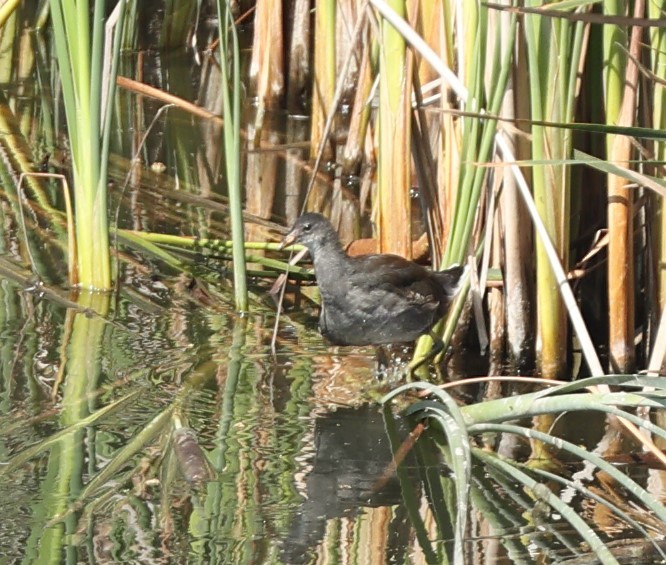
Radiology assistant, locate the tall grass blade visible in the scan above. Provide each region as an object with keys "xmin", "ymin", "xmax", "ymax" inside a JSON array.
[{"xmin": 215, "ymin": 0, "xmax": 247, "ymax": 311}]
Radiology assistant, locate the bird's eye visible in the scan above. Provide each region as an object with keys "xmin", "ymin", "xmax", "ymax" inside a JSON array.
[{"xmin": 302, "ymin": 223, "xmax": 312, "ymax": 232}]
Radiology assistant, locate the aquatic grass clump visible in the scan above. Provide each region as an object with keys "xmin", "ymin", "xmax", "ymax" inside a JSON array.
[
  {"xmin": 384, "ymin": 376, "xmax": 666, "ymax": 565},
  {"xmin": 49, "ymin": 0, "xmax": 127, "ymax": 290}
]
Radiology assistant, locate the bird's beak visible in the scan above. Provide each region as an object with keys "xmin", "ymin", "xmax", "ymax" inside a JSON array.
[{"xmin": 279, "ymin": 230, "xmax": 298, "ymax": 250}]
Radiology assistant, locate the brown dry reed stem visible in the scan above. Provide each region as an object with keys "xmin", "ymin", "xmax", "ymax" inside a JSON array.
[
  {"xmin": 499, "ymin": 0, "xmax": 533, "ymax": 370},
  {"xmin": 248, "ymin": 0, "xmax": 284, "ymax": 129},
  {"xmin": 309, "ymin": 0, "xmax": 336, "ymax": 160},
  {"xmin": 376, "ymin": 0, "xmax": 412, "ymax": 257},
  {"xmin": 117, "ymin": 76, "xmax": 223, "ymax": 122},
  {"xmin": 437, "ymin": 375, "xmax": 566, "ymax": 390},
  {"xmin": 341, "ymin": 27, "xmax": 373, "ymax": 175},
  {"xmin": 286, "ymin": 0, "xmax": 311, "ymax": 112},
  {"xmin": 371, "ymin": 421, "xmax": 425, "ymax": 492},
  {"xmin": 606, "ymin": 0, "xmax": 642, "ymax": 373},
  {"xmin": 207, "ymin": 4, "xmax": 256, "ymax": 50}
]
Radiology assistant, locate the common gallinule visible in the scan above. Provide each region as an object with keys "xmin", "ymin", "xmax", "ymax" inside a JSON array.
[{"xmin": 280, "ymin": 213, "xmax": 464, "ymax": 346}]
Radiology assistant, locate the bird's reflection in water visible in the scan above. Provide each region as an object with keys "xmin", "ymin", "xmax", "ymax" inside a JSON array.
[{"xmin": 281, "ymin": 405, "xmax": 418, "ymax": 564}]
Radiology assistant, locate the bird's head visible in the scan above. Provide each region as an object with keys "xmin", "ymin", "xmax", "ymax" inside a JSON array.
[{"xmin": 279, "ymin": 213, "xmax": 339, "ymax": 256}]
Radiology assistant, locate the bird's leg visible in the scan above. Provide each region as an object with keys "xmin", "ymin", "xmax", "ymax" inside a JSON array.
[
  {"xmin": 375, "ymin": 345, "xmax": 390, "ymax": 379},
  {"xmin": 406, "ymin": 332, "xmax": 445, "ymax": 377}
]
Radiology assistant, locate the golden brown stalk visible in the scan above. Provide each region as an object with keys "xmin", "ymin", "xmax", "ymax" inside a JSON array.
[
  {"xmin": 249, "ymin": 0, "xmax": 284, "ymax": 132},
  {"xmin": 377, "ymin": 0, "xmax": 412, "ymax": 257},
  {"xmin": 310, "ymin": 0, "xmax": 336, "ymax": 160},
  {"xmin": 606, "ymin": 0, "xmax": 642, "ymax": 372},
  {"xmin": 341, "ymin": 24, "xmax": 373, "ymax": 176}
]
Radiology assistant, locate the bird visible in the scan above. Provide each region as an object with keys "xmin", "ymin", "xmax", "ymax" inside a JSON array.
[{"xmin": 279, "ymin": 213, "xmax": 464, "ymax": 346}]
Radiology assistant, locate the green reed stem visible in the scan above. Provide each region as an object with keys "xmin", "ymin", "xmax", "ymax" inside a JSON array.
[
  {"xmin": 522, "ymin": 1, "xmax": 585, "ymax": 378},
  {"xmin": 649, "ymin": 1, "xmax": 666, "ymax": 309},
  {"xmin": 216, "ymin": 0, "xmax": 247, "ymax": 312},
  {"xmin": 118, "ymin": 229, "xmax": 312, "ymax": 277},
  {"xmin": 49, "ymin": 0, "xmax": 126, "ymax": 290}
]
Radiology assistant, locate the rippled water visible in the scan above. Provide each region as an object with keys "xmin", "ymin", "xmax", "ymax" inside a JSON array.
[{"xmin": 0, "ymin": 270, "xmax": 432, "ymax": 563}]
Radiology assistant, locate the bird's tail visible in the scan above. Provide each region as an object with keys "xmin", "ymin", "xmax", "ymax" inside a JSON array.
[{"xmin": 434, "ymin": 264, "xmax": 467, "ymax": 297}]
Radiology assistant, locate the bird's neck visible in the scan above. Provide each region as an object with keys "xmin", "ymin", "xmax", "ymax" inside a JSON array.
[{"xmin": 311, "ymin": 238, "xmax": 349, "ymax": 288}]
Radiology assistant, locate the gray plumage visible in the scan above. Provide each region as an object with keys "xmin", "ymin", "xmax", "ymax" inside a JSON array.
[{"xmin": 281, "ymin": 213, "xmax": 463, "ymax": 346}]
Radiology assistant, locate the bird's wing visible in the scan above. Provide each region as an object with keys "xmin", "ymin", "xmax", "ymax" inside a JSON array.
[
  {"xmin": 348, "ymin": 254, "xmax": 428, "ymax": 285},
  {"xmin": 347, "ymin": 254, "xmax": 440, "ymax": 308}
]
